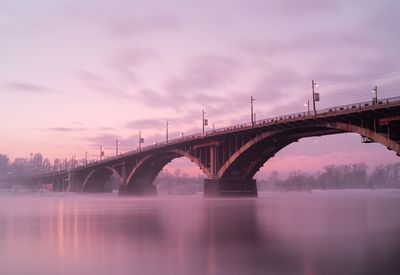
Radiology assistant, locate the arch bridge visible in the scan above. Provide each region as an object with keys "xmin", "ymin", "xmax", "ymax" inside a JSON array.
[{"xmin": 32, "ymin": 97, "xmax": 400, "ymax": 196}]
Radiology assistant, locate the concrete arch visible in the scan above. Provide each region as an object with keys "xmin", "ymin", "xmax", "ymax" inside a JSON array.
[
  {"xmin": 81, "ymin": 166, "xmax": 122, "ymax": 192},
  {"xmin": 325, "ymin": 122, "xmax": 400, "ymax": 155},
  {"xmin": 126, "ymin": 149, "xmax": 212, "ymax": 185},
  {"xmin": 244, "ymin": 140, "xmax": 293, "ymax": 179},
  {"xmin": 218, "ymin": 123, "xmax": 400, "ymax": 178},
  {"xmin": 218, "ymin": 130, "xmax": 281, "ymax": 178}
]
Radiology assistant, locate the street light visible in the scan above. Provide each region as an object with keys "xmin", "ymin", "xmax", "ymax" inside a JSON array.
[
  {"xmin": 138, "ymin": 131, "xmax": 144, "ymax": 150},
  {"xmin": 202, "ymin": 110, "xmax": 208, "ymax": 134},
  {"xmin": 251, "ymin": 96, "xmax": 255, "ymax": 127},
  {"xmin": 311, "ymin": 80, "xmax": 320, "ymax": 116},
  {"xmin": 304, "ymin": 100, "xmax": 310, "ymax": 115},
  {"xmin": 372, "ymin": 86, "xmax": 378, "ymax": 105},
  {"xmin": 166, "ymin": 121, "xmax": 171, "ymax": 143},
  {"xmin": 100, "ymin": 145, "xmax": 104, "ymax": 161}
]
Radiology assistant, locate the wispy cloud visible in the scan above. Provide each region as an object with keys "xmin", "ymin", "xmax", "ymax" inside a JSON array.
[
  {"xmin": 109, "ymin": 15, "xmax": 181, "ymax": 37},
  {"xmin": 111, "ymin": 47, "xmax": 159, "ymax": 84},
  {"xmin": 86, "ymin": 133, "xmax": 122, "ymax": 148},
  {"xmin": 77, "ymin": 70, "xmax": 135, "ymax": 100},
  {"xmin": 126, "ymin": 118, "xmax": 165, "ymax": 130},
  {"xmin": 164, "ymin": 55, "xmax": 238, "ymax": 93},
  {"xmin": 3, "ymin": 82, "xmax": 55, "ymax": 94},
  {"xmin": 39, "ymin": 127, "xmax": 86, "ymax": 132}
]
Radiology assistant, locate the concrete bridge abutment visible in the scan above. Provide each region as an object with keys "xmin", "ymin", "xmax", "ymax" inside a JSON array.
[
  {"xmin": 119, "ymin": 184, "xmax": 156, "ymax": 196},
  {"xmin": 203, "ymin": 178, "xmax": 258, "ymax": 197}
]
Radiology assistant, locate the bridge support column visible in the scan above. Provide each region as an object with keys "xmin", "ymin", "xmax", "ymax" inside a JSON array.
[
  {"xmin": 119, "ymin": 184, "xmax": 156, "ymax": 196},
  {"xmin": 204, "ymin": 178, "xmax": 258, "ymax": 197},
  {"xmin": 119, "ymin": 178, "xmax": 156, "ymax": 196}
]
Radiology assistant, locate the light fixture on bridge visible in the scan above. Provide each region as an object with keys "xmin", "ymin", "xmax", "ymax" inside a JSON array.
[
  {"xmin": 251, "ymin": 96, "xmax": 255, "ymax": 127},
  {"xmin": 139, "ymin": 131, "xmax": 144, "ymax": 151},
  {"xmin": 100, "ymin": 145, "xmax": 104, "ymax": 161},
  {"xmin": 304, "ymin": 100, "xmax": 310, "ymax": 115},
  {"xmin": 166, "ymin": 121, "xmax": 172, "ymax": 144},
  {"xmin": 311, "ymin": 80, "xmax": 320, "ymax": 116},
  {"xmin": 202, "ymin": 110, "xmax": 208, "ymax": 134},
  {"xmin": 372, "ymin": 86, "xmax": 378, "ymax": 105}
]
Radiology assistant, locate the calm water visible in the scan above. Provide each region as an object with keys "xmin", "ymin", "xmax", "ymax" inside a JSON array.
[{"xmin": 1, "ymin": 190, "xmax": 400, "ymax": 275}]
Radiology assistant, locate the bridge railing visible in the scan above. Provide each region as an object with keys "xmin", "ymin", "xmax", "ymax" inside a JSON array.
[{"xmin": 37, "ymin": 96, "xmax": 400, "ymax": 177}]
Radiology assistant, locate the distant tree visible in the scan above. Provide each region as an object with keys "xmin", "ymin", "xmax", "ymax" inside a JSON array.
[
  {"xmin": 0, "ymin": 154, "xmax": 9, "ymax": 167},
  {"xmin": 369, "ymin": 164, "xmax": 386, "ymax": 188},
  {"xmin": 388, "ymin": 163, "xmax": 400, "ymax": 188},
  {"xmin": 349, "ymin": 163, "xmax": 368, "ymax": 188},
  {"xmin": 368, "ymin": 162, "xmax": 400, "ymax": 189},
  {"xmin": 32, "ymin": 153, "xmax": 43, "ymax": 170},
  {"xmin": 0, "ymin": 154, "xmax": 10, "ymax": 176}
]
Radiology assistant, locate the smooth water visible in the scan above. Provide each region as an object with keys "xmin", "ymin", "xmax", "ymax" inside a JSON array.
[{"xmin": 1, "ymin": 190, "xmax": 400, "ymax": 275}]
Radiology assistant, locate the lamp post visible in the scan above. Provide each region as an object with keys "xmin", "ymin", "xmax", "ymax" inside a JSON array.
[
  {"xmin": 304, "ymin": 100, "xmax": 310, "ymax": 115},
  {"xmin": 100, "ymin": 145, "xmax": 104, "ymax": 161},
  {"xmin": 138, "ymin": 131, "xmax": 144, "ymax": 150},
  {"xmin": 166, "ymin": 121, "xmax": 170, "ymax": 144},
  {"xmin": 115, "ymin": 140, "xmax": 119, "ymax": 156},
  {"xmin": 202, "ymin": 110, "xmax": 208, "ymax": 134},
  {"xmin": 311, "ymin": 80, "xmax": 319, "ymax": 116},
  {"xmin": 372, "ymin": 86, "xmax": 378, "ymax": 105},
  {"xmin": 251, "ymin": 96, "xmax": 255, "ymax": 127}
]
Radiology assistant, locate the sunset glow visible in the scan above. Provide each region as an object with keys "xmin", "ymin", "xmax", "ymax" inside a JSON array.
[{"xmin": 1, "ymin": 0, "xmax": 400, "ymax": 174}]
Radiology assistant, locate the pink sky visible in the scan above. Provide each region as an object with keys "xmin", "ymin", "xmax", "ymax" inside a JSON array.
[{"xmin": 1, "ymin": 0, "xmax": 400, "ymax": 176}]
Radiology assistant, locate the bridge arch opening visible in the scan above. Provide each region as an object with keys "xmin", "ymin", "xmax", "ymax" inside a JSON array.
[
  {"xmin": 81, "ymin": 166, "xmax": 122, "ymax": 192},
  {"xmin": 124, "ymin": 150, "xmax": 209, "ymax": 195},
  {"xmin": 154, "ymin": 157, "xmax": 207, "ymax": 195},
  {"xmin": 253, "ymin": 133, "xmax": 400, "ymax": 191}
]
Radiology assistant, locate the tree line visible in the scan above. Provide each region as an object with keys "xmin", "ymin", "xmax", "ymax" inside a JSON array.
[
  {"xmin": 258, "ymin": 162, "xmax": 400, "ymax": 191},
  {"xmin": 1, "ymin": 152, "xmax": 399, "ymax": 191},
  {"xmin": 0, "ymin": 153, "xmax": 87, "ymax": 183}
]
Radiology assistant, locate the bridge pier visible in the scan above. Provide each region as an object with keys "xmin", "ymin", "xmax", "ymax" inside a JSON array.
[
  {"xmin": 119, "ymin": 183, "xmax": 156, "ymax": 196},
  {"xmin": 203, "ymin": 178, "xmax": 258, "ymax": 197}
]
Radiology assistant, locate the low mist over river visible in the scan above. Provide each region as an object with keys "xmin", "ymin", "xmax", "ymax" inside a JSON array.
[{"xmin": 1, "ymin": 189, "xmax": 400, "ymax": 275}]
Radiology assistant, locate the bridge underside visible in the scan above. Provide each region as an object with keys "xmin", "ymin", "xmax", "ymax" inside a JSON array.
[{"xmin": 33, "ymin": 100, "xmax": 400, "ymax": 197}]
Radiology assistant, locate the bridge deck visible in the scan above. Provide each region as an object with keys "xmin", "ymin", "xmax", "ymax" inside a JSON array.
[{"xmin": 32, "ymin": 96, "xmax": 400, "ymax": 180}]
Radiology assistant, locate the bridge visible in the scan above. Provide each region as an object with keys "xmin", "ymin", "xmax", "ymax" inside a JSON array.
[{"xmin": 31, "ymin": 97, "xmax": 400, "ymax": 196}]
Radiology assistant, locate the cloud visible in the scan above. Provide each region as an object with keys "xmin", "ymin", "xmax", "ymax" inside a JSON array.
[
  {"xmin": 98, "ymin": 126, "xmax": 115, "ymax": 131},
  {"xmin": 44, "ymin": 127, "xmax": 86, "ymax": 132},
  {"xmin": 109, "ymin": 15, "xmax": 181, "ymax": 37},
  {"xmin": 136, "ymin": 88, "xmax": 181, "ymax": 109},
  {"xmin": 164, "ymin": 55, "xmax": 238, "ymax": 93},
  {"xmin": 3, "ymin": 82, "xmax": 55, "ymax": 94},
  {"xmin": 111, "ymin": 47, "xmax": 159, "ymax": 83},
  {"xmin": 126, "ymin": 118, "xmax": 165, "ymax": 130},
  {"xmin": 77, "ymin": 70, "xmax": 135, "ymax": 100},
  {"xmin": 86, "ymin": 133, "xmax": 122, "ymax": 148},
  {"xmin": 266, "ymin": 0, "xmax": 342, "ymax": 16}
]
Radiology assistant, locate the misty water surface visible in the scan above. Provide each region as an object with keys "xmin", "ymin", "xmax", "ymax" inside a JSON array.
[{"xmin": 1, "ymin": 190, "xmax": 400, "ymax": 275}]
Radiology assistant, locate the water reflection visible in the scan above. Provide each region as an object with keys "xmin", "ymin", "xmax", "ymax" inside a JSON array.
[{"xmin": 0, "ymin": 191, "xmax": 400, "ymax": 275}]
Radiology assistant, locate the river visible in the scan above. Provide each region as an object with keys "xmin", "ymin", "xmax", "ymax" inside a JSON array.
[{"xmin": 0, "ymin": 189, "xmax": 400, "ymax": 275}]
